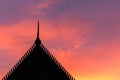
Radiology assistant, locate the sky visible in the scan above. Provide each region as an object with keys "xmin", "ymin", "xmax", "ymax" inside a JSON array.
[{"xmin": 0, "ymin": 0, "xmax": 120, "ymax": 80}]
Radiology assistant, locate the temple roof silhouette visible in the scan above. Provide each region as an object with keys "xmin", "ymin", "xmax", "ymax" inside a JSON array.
[{"xmin": 2, "ymin": 21, "xmax": 75, "ymax": 80}]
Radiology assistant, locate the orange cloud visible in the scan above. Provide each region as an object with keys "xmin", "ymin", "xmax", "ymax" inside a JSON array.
[
  {"xmin": 50, "ymin": 39, "xmax": 120, "ymax": 80},
  {"xmin": 0, "ymin": 18, "xmax": 92, "ymax": 79},
  {"xmin": 1, "ymin": 19, "xmax": 120, "ymax": 80},
  {"xmin": 1, "ymin": 0, "xmax": 120, "ymax": 80}
]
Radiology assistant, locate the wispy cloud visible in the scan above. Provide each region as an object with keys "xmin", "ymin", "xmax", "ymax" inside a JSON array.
[{"xmin": 0, "ymin": 0, "xmax": 120, "ymax": 80}]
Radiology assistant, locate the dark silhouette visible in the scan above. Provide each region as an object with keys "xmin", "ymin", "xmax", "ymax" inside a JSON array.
[{"xmin": 2, "ymin": 21, "xmax": 75, "ymax": 80}]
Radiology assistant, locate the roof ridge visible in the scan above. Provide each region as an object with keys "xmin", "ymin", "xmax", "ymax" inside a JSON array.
[
  {"xmin": 2, "ymin": 44, "xmax": 35, "ymax": 80},
  {"xmin": 40, "ymin": 44, "xmax": 75, "ymax": 80}
]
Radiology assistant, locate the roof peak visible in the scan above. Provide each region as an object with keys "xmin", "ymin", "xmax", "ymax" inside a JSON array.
[{"xmin": 35, "ymin": 21, "xmax": 41, "ymax": 45}]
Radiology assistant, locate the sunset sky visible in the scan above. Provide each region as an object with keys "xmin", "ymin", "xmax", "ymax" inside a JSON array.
[{"xmin": 0, "ymin": 0, "xmax": 120, "ymax": 80}]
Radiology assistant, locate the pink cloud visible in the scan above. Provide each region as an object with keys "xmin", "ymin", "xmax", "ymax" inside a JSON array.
[
  {"xmin": 23, "ymin": 0, "xmax": 61, "ymax": 15},
  {"xmin": 0, "ymin": 17, "xmax": 92, "ymax": 79},
  {"xmin": 1, "ymin": 0, "xmax": 120, "ymax": 80}
]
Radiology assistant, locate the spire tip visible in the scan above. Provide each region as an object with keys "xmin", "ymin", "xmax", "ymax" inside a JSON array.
[
  {"xmin": 35, "ymin": 20, "xmax": 41, "ymax": 45},
  {"xmin": 37, "ymin": 21, "xmax": 39, "ymax": 38}
]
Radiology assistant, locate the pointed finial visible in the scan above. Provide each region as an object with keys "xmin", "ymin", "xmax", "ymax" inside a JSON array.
[
  {"xmin": 37, "ymin": 21, "xmax": 39, "ymax": 38},
  {"xmin": 35, "ymin": 21, "xmax": 41, "ymax": 45}
]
